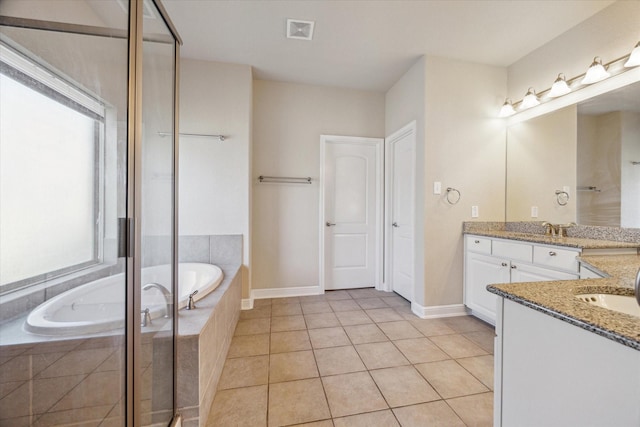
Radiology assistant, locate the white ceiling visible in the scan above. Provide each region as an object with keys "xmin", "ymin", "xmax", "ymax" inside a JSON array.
[{"xmin": 162, "ymin": 0, "xmax": 615, "ymax": 92}]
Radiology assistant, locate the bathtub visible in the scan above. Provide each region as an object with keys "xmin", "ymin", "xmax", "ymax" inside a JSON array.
[{"xmin": 24, "ymin": 263, "xmax": 223, "ymax": 336}]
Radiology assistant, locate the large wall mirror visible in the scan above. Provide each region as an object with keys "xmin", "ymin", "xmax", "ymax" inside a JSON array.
[{"xmin": 506, "ymin": 80, "xmax": 640, "ymax": 229}]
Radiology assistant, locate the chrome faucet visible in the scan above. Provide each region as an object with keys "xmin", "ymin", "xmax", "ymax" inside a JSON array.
[
  {"xmin": 142, "ymin": 283, "xmax": 172, "ymax": 318},
  {"xmin": 186, "ymin": 290, "xmax": 198, "ymax": 310},
  {"xmin": 141, "ymin": 308, "xmax": 151, "ymax": 327}
]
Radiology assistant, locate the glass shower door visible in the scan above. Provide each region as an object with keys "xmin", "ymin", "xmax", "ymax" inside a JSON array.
[{"xmin": 138, "ymin": 2, "xmax": 178, "ymax": 425}]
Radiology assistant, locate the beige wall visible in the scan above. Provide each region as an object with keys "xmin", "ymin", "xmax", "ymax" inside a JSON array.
[
  {"xmin": 179, "ymin": 59, "xmax": 253, "ymax": 296},
  {"xmin": 507, "ymin": 105, "xmax": 577, "ymax": 223},
  {"xmin": 422, "ymin": 57, "xmax": 507, "ymax": 306},
  {"xmin": 385, "ymin": 57, "xmax": 427, "ymax": 305},
  {"xmin": 507, "ymin": 1, "xmax": 640, "ymax": 101},
  {"xmin": 620, "ymin": 112, "xmax": 640, "ymax": 228},
  {"xmin": 252, "ymin": 80, "xmax": 385, "ymax": 292}
]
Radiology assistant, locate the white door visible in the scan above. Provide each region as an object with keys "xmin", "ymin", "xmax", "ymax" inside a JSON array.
[
  {"xmin": 321, "ymin": 135, "xmax": 383, "ymax": 290},
  {"xmin": 386, "ymin": 122, "xmax": 415, "ymax": 301}
]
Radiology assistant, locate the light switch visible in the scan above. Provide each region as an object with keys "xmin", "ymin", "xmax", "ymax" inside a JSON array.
[
  {"xmin": 433, "ymin": 181, "xmax": 442, "ymax": 195},
  {"xmin": 471, "ymin": 205, "xmax": 479, "ymax": 218},
  {"xmin": 531, "ymin": 206, "xmax": 539, "ymax": 218}
]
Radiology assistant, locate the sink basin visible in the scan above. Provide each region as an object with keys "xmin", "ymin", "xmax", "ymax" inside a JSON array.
[{"xmin": 575, "ymin": 293, "xmax": 640, "ymax": 317}]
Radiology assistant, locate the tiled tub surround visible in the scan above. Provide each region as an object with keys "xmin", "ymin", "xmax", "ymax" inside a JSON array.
[{"xmin": 0, "ymin": 234, "xmax": 243, "ymax": 426}]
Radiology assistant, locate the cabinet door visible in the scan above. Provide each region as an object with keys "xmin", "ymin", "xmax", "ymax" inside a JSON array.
[
  {"xmin": 465, "ymin": 252, "xmax": 510, "ymax": 324},
  {"xmin": 510, "ymin": 263, "xmax": 578, "ymax": 283}
]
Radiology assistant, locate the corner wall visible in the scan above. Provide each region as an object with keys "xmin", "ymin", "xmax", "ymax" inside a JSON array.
[
  {"xmin": 179, "ymin": 59, "xmax": 252, "ymax": 297},
  {"xmin": 252, "ymin": 80, "xmax": 385, "ymax": 294}
]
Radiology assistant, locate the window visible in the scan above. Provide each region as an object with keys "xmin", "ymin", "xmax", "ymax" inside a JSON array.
[{"xmin": 0, "ymin": 41, "xmax": 105, "ymax": 292}]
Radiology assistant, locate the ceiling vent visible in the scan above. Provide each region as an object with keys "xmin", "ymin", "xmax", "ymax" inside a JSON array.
[{"xmin": 286, "ymin": 19, "xmax": 315, "ymax": 41}]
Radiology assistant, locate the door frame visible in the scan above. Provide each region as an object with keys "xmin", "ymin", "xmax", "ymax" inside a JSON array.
[
  {"xmin": 384, "ymin": 121, "xmax": 416, "ymax": 296},
  {"xmin": 319, "ymin": 135, "xmax": 384, "ymax": 293}
]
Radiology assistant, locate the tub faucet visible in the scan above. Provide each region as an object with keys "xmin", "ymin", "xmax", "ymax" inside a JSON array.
[
  {"xmin": 143, "ymin": 282, "xmax": 172, "ymax": 318},
  {"xmin": 141, "ymin": 308, "xmax": 151, "ymax": 327},
  {"xmin": 186, "ymin": 290, "xmax": 198, "ymax": 310}
]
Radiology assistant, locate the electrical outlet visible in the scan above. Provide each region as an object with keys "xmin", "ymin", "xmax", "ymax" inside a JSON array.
[
  {"xmin": 471, "ymin": 205, "xmax": 479, "ymax": 218},
  {"xmin": 531, "ymin": 206, "xmax": 538, "ymax": 218},
  {"xmin": 433, "ymin": 181, "xmax": 442, "ymax": 195}
]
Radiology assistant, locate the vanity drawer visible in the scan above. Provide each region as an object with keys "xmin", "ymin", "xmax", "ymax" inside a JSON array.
[
  {"xmin": 533, "ymin": 245, "xmax": 579, "ymax": 272},
  {"xmin": 492, "ymin": 240, "xmax": 532, "ymax": 262},
  {"xmin": 466, "ymin": 236, "xmax": 491, "ymax": 254}
]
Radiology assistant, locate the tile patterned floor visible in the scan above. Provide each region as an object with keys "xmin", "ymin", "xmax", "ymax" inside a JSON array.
[{"xmin": 208, "ymin": 289, "xmax": 494, "ymax": 427}]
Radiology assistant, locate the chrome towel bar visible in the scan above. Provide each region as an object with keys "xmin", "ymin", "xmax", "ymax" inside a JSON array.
[{"xmin": 259, "ymin": 175, "xmax": 312, "ymax": 184}]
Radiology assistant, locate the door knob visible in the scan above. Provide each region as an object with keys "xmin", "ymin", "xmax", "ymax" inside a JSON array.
[
  {"xmin": 392, "ymin": 222, "xmax": 399, "ymax": 228},
  {"xmin": 326, "ymin": 222, "xmax": 336, "ymax": 227}
]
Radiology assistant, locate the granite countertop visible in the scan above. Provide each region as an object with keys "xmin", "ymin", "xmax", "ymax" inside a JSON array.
[
  {"xmin": 488, "ymin": 254, "xmax": 640, "ymax": 351},
  {"xmin": 465, "ymin": 229, "xmax": 640, "ymax": 250}
]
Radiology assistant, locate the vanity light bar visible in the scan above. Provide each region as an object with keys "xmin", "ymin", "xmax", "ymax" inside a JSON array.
[{"xmin": 499, "ymin": 41, "xmax": 640, "ymax": 117}]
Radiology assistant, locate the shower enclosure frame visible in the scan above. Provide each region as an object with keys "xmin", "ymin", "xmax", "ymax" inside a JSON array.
[{"xmin": 0, "ymin": 1, "xmax": 182, "ymax": 425}]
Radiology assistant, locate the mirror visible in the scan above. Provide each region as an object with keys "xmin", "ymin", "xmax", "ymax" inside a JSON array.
[{"xmin": 506, "ymin": 81, "xmax": 640, "ymax": 229}]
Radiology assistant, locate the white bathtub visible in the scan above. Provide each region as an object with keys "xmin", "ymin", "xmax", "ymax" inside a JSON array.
[{"xmin": 24, "ymin": 263, "xmax": 223, "ymax": 336}]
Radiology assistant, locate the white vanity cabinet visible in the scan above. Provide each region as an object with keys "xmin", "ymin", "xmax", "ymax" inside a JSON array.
[{"xmin": 464, "ymin": 235, "xmax": 580, "ymax": 324}]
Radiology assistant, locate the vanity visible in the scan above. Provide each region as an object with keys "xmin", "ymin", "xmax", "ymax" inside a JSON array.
[{"xmin": 463, "ymin": 224, "xmax": 640, "ymax": 426}]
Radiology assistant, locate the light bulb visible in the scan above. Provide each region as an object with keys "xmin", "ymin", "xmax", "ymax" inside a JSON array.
[
  {"xmin": 520, "ymin": 88, "xmax": 539, "ymax": 109},
  {"xmin": 582, "ymin": 57, "xmax": 610, "ymax": 84},
  {"xmin": 498, "ymin": 99, "xmax": 516, "ymax": 117},
  {"xmin": 624, "ymin": 42, "xmax": 640, "ymax": 67},
  {"xmin": 548, "ymin": 73, "xmax": 571, "ymax": 98}
]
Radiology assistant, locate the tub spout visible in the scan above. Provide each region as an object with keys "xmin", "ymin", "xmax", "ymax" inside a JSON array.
[{"xmin": 143, "ymin": 282, "xmax": 172, "ymax": 318}]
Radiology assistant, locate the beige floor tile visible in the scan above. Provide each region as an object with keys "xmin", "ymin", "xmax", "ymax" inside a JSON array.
[
  {"xmin": 270, "ymin": 330, "xmax": 312, "ymax": 354},
  {"xmin": 299, "ymin": 295, "xmax": 327, "ymax": 303},
  {"xmin": 393, "ymin": 338, "xmax": 450, "ymax": 364},
  {"xmin": 456, "ymin": 355, "xmax": 494, "ymax": 390},
  {"xmin": 370, "ymin": 366, "xmax": 440, "ymax": 408},
  {"xmin": 272, "ymin": 302, "xmax": 303, "ymax": 316},
  {"xmin": 355, "ymin": 297, "xmax": 389, "ymax": 310},
  {"xmin": 308, "ymin": 327, "xmax": 351, "ymax": 348},
  {"xmin": 305, "ymin": 312, "xmax": 341, "ymax": 329},
  {"xmin": 271, "ymin": 315, "xmax": 307, "ymax": 332},
  {"xmin": 234, "ymin": 318, "xmax": 271, "ymax": 336},
  {"xmin": 463, "ymin": 330, "xmax": 495, "ymax": 354},
  {"xmin": 207, "ymin": 385, "xmax": 267, "ymax": 427},
  {"xmin": 218, "ymin": 355, "xmax": 269, "ymax": 390},
  {"xmin": 343, "ymin": 324, "xmax": 388, "ymax": 344},
  {"xmin": 392, "ymin": 401, "xmax": 465, "ymax": 427},
  {"xmin": 302, "ymin": 301, "xmax": 333, "ymax": 314},
  {"xmin": 226, "ymin": 334, "xmax": 270, "ymax": 358},
  {"xmin": 333, "ymin": 410, "xmax": 399, "ymax": 427},
  {"xmin": 335, "ymin": 310, "xmax": 373, "ymax": 326},
  {"xmin": 314, "ymin": 346, "xmax": 366, "ymax": 376},
  {"xmin": 377, "ymin": 321, "xmax": 423, "ymax": 340},
  {"xmin": 380, "ymin": 295, "xmax": 410, "ymax": 308},
  {"xmin": 290, "ymin": 420, "xmax": 334, "ymax": 427},
  {"xmin": 324, "ymin": 290, "xmax": 353, "ymax": 301},
  {"xmin": 269, "ymin": 350, "xmax": 319, "ymax": 383},
  {"xmin": 321, "ymin": 372, "xmax": 388, "ymax": 418},
  {"xmin": 443, "ymin": 316, "xmax": 492, "ymax": 334},
  {"xmin": 347, "ymin": 288, "xmax": 381, "ymax": 299},
  {"xmin": 415, "ymin": 360, "xmax": 489, "ymax": 399},
  {"xmin": 268, "ymin": 378, "xmax": 331, "ymax": 427},
  {"xmin": 365, "ymin": 308, "xmax": 403, "ymax": 323},
  {"xmin": 446, "ymin": 392, "xmax": 493, "ymax": 427},
  {"xmin": 272, "ymin": 296, "xmax": 300, "ymax": 305},
  {"xmin": 240, "ymin": 306, "xmax": 272, "ymax": 320},
  {"xmin": 409, "ymin": 319, "xmax": 457, "ymax": 336},
  {"xmin": 253, "ymin": 298, "xmax": 272, "ymax": 307},
  {"xmin": 393, "ymin": 304, "xmax": 420, "ymax": 320},
  {"xmin": 354, "ymin": 342, "xmax": 410, "ymax": 370},
  {"xmin": 429, "ymin": 334, "xmax": 488, "ymax": 358},
  {"xmin": 328, "ymin": 299, "xmax": 362, "ymax": 312}
]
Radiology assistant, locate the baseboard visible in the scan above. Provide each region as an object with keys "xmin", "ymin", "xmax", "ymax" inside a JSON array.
[
  {"xmin": 411, "ymin": 302, "xmax": 469, "ymax": 319},
  {"xmin": 251, "ymin": 285, "xmax": 322, "ymax": 300},
  {"xmin": 241, "ymin": 298, "xmax": 253, "ymax": 310}
]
